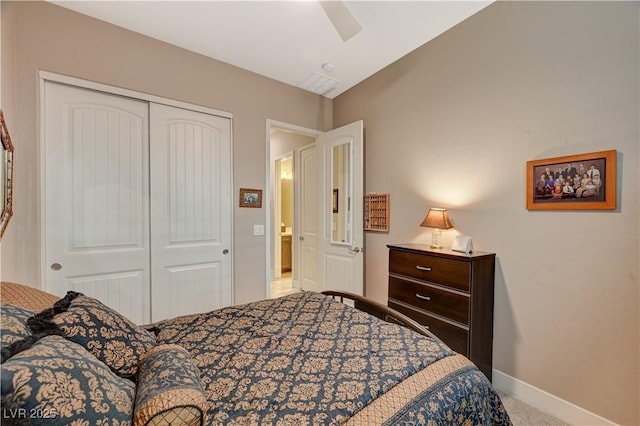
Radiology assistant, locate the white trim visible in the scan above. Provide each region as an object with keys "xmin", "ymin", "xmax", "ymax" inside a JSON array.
[
  {"xmin": 493, "ymin": 369, "xmax": 618, "ymax": 426},
  {"xmin": 265, "ymin": 119, "xmax": 322, "ymax": 299},
  {"xmin": 227, "ymin": 118, "xmax": 235, "ymax": 307},
  {"xmin": 38, "ymin": 77, "xmax": 47, "ymax": 290},
  {"xmin": 38, "ymin": 70, "xmax": 233, "ymax": 119},
  {"xmin": 267, "ymin": 119, "xmax": 322, "ymax": 138}
]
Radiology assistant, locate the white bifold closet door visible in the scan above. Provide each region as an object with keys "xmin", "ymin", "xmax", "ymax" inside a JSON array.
[
  {"xmin": 44, "ymin": 82, "xmax": 232, "ymax": 324},
  {"xmin": 44, "ymin": 82, "xmax": 152, "ymax": 323},
  {"xmin": 149, "ymin": 103, "xmax": 232, "ymax": 322}
]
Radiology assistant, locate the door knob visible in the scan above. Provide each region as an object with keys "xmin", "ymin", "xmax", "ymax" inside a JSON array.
[
  {"xmin": 50, "ymin": 263, "xmax": 62, "ymax": 271},
  {"xmin": 222, "ymin": 249, "xmax": 229, "ymax": 255},
  {"xmin": 349, "ymin": 247, "xmax": 361, "ymax": 254}
]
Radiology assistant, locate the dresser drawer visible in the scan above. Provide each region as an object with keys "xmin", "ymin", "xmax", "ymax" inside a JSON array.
[
  {"xmin": 389, "ymin": 301, "xmax": 469, "ymax": 355},
  {"xmin": 389, "ymin": 250, "xmax": 470, "ymax": 291},
  {"xmin": 389, "ymin": 277, "xmax": 469, "ymax": 324}
]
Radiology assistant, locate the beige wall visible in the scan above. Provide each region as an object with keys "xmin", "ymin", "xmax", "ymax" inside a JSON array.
[
  {"xmin": 0, "ymin": 1, "xmax": 331, "ymax": 304},
  {"xmin": 334, "ymin": 2, "xmax": 639, "ymax": 424}
]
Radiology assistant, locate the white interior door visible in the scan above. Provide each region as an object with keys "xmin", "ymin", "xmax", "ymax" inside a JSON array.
[
  {"xmin": 44, "ymin": 82, "xmax": 151, "ymax": 323},
  {"xmin": 272, "ymin": 155, "xmax": 284, "ymax": 280},
  {"xmin": 298, "ymin": 143, "xmax": 320, "ymax": 292},
  {"xmin": 318, "ymin": 121, "xmax": 364, "ymax": 295},
  {"xmin": 150, "ymin": 103, "xmax": 232, "ymax": 321}
]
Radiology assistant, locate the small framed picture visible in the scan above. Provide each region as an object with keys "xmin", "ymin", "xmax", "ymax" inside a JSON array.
[{"xmin": 239, "ymin": 188, "xmax": 262, "ymax": 208}]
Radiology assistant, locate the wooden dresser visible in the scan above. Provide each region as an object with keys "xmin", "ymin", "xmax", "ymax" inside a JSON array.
[{"xmin": 387, "ymin": 244, "xmax": 496, "ymax": 380}]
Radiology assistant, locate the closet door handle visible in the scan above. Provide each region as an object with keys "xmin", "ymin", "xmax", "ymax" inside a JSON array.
[{"xmin": 416, "ymin": 266, "xmax": 432, "ymax": 272}]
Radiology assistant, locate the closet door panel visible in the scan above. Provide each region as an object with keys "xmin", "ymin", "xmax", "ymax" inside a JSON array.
[
  {"xmin": 165, "ymin": 263, "xmax": 222, "ymax": 316},
  {"xmin": 44, "ymin": 82, "xmax": 151, "ymax": 324},
  {"xmin": 150, "ymin": 103, "xmax": 232, "ymax": 321},
  {"xmin": 67, "ymin": 271, "xmax": 146, "ymax": 323},
  {"xmin": 167, "ymin": 121, "xmax": 220, "ymax": 243}
]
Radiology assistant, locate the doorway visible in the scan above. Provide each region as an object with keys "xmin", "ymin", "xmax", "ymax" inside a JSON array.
[
  {"xmin": 267, "ymin": 121, "xmax": 319, "ymax": 298},
  {"xmin": 266, "ymin": 119, "xmax": 364, "ymax": 299},
  {"xmin": 272, "ymin": 154, "xmax": 295, "ymax": 298}
]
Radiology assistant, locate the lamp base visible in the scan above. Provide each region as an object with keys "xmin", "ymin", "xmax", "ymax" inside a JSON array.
[{"xmin": 430, "ymin": 228, "xmax": 443, "ymax": 249}]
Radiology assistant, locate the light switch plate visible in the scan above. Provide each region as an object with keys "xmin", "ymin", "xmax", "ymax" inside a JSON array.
[{"xmin": 253, "ymin": 224, "xmax": 265, "ymax": 236}]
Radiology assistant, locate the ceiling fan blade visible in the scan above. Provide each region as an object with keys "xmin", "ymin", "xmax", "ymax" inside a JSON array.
[{"xmin": 319, "ymin": 0, "xmax": 363, "ymax": 42}]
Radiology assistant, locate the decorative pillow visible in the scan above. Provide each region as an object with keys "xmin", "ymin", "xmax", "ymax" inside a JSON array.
[
  {"xmin": 28, "ymin": 291, "xmax": 157, "ymax": 380},
  {"xmin": 1, "ymin": 335, "xmax": 135, "ymax": 425},
  {"xmin": 2, "ymin": 303, "xmax": 65, "ymax": 364},
  {"xmin": 134, "ymin": 344, "xmax": 207, "ymax": 426},
  {"xmin": 1, "ymin": 303, "xmax": 35, "ymax": 351}
]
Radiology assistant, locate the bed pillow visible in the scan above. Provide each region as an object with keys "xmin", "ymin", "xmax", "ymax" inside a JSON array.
[
  {"xmin": 134, "ymin": 344, "xmax": 207, "ymax": 426},
  {"xmin": 1, "ymin": 303, "xmax": 35, "ymax": 352},
  {"xmin": 28, "ymin": 291, "xmax": 157, "ymax": 380},
  {"xmin": 1, "ymin": 335, "xmax": 135, "ymax": 425}
]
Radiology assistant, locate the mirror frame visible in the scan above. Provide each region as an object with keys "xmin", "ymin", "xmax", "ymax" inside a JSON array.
[
  {"xmin": 331, "ymin": 141, "xmax": 352, "ymax": 245},
  {"xmin": 0, "ymin": 110, "xmax": 14, "ymax": 240}
]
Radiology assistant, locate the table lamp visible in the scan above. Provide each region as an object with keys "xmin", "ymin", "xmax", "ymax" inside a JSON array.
[{"xmin": 420, "ymin": 208, "xmax": 453, "ymax": 249}]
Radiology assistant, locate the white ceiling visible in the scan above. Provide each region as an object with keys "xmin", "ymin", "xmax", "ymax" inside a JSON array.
[{"xmin": 52, "ymin": 1, "xmax": 493, "ymax": 98}]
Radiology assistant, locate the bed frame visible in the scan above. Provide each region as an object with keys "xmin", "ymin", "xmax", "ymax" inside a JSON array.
[{"xmin": 321, "ymin": 290, "xmax": 443, "ymax": 344}]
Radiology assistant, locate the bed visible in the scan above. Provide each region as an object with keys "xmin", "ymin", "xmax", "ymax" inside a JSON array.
[{"xmin": 1, "ymin": 281, "xmax": 511, "ymax": 425}]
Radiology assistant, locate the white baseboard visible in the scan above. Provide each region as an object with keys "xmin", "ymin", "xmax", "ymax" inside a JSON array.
[{"xmin": 492, "ymin": 369, "xmax": 617, "ymax": 426}]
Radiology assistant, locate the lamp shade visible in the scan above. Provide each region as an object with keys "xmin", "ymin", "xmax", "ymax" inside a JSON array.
[{"xmin": 420, "ymin": 208, "xmax": 453, "ymax": 229}]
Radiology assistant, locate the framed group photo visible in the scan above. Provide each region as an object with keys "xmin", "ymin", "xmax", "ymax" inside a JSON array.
[
  {"xmin": 526, "ymin": 149, "xmax": 617, "ymax": 210},
  {"xmin": 239, "ymin": 188, "xmax": 262, "ymax": 208}
]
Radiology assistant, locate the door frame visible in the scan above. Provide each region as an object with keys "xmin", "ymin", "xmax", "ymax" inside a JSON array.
[
  {"xmin": 39, "ymin": 71, "xmax": 235, "ymax": 299},
  {"xmin": 265, "ymin": 119, "xmax": 321, "ymax": 298}
]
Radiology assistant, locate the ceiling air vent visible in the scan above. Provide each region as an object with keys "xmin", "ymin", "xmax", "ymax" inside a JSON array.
[{"xmin": 299, "ymin": 72, "xmax": 339, "ymax": 96}]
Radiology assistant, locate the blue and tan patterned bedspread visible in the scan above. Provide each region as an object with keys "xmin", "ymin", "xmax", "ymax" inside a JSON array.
[{"xmin": 152, "ymin": 292, "xmax": 511, "ymax": 425}]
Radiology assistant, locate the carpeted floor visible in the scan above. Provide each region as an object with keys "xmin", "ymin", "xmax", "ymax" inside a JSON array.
[{"xmin": 498, "ymin": 391, "xmax": 570, "ymax": 425}]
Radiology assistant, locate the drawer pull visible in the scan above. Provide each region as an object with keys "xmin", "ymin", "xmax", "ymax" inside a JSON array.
[
  {"xmin": 415, "ymin": 294, "xmax": 431, "ymax": 301},
  {"xmin": 416, "ymin": 265, "xmax": 432, "ymax": 272}
]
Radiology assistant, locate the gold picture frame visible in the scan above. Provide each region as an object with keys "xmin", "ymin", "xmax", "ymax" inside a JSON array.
[
  {"xmin": 526, "ymin": 150, "xmax": 617, "ymax": 210},
  {"xmin": 0, "ymin": 110, "xmax": 14, "ymax": 240}
]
